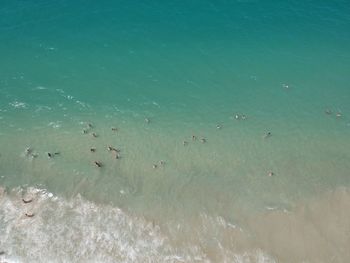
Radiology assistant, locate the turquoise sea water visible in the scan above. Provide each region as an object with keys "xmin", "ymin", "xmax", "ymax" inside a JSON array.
[{"xmin": 1, "ymin": 1, "xmax": 350, "ymax": 262}]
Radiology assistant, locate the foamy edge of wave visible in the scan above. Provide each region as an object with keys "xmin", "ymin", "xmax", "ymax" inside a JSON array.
[{"xmin": 0, "ymin": 186, "xmax": 276, "ymax": 263}]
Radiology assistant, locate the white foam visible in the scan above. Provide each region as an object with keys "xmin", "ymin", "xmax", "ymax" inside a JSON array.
[
  {"xmin": 48, "ymin": 121, "xmax": 62, "ymax": 129},
  {"xmin": 33, "ymin": 86, "xmax": 47, "ymax": 91},
  {"xmin": 9, "ymin": 101, "xmax": 27, "ymax": 109},
  {"xmin": 0, "ymin": 186, "xmax": 276, "ymax": 263}
]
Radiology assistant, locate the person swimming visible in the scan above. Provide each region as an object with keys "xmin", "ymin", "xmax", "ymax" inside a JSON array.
[
  {"xmin": 94, "ymin": 161, "xmax": 102, "ymax": 167},
  {"xmin": 25, "ymin": 213, "xmax": 34, "ymax": 218},
  {"xmin": 92, "ymin": 132, "xmax": 98, "ymax": 138},
  {"xmin": 22, "ymin": 198, "xmax": 33, "ymax": 204},
  {"xmin": 111, "ymin": 127, "xmax": 118, "ymax": 131},
  {"xmin": 90, "ymin": 148, "xmax": 96, "ymax": 152},
  {"xmin": 200, "ymin": 138, "xmax": 206, "ymax": 143},
  {"xmin": 47, "ymin": 152, "xmax": 60, "ymax": 158},
  {"xmin": 108, "ymin": 146, "xmax": 120, "ymax": 152},
  {"xmin": 25, "ymin": 147, "xmax": 32, "ymax": 155}
]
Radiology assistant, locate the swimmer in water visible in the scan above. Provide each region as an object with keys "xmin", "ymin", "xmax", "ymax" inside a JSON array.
[
  {"xmin": 25, "ymin": 213, "xmax": 34, "ymax": 218},
  {"xmin": 216, "ymin": 124, "xmax": 222, "ymax": 129},
  {"xmin": 90, "ymin": 148, "xmax": 96, "ymax": 153},
  {"xmin": 25, "ymin": 147, "xmax": 33, "ymax": 155},
  {"xmin": 92, "ymin": 132, "xmax": 98, "ymax": 138},
  {"xmin": 183, "ymin": 141, "xmax": 188, "ymax": 146},
  {"xmin": 268, "ymin": 171, "xmax": 274, "ymax": 177},
  {"xmin": 22, "ymin": 198, "xmax": 33, "ymax": 204},
  {"xmin": 94, "ymin": 161, "xmax": 102, "ymax": 168},
  {"xmin": 87, "ymin": 123, "xmax": 93, "ymax": 128},
  {"xmin": 82, "ymin": 129, "xmax": 88, "ymax": 134},
  {"xmin": 153, "ymin": 164, "xmax": 158, "ymax": 169},
  {"xmin": 192, "ymin": 135, "xmax": 197, "ymax": 141},
  {"xmin": 111, "ymin": 127, "xmax": 118, "ymax": 131},
  {"xmin": 107, "ymin": 146, "xmax": 114, "ymax": 151},
  {"xmin": 145, "ymin": 118, "xmax": 150, "ymax": 124},
  {"xmin": 108, "ymin": 146, "xmax": 120, "ymax": 153},
  {"xmin": 47, "ymin": 152, "xmax": 59, "ymax": 158},
  {"xmin": 336, "ymin": 112, "xmax": 342, "ymax": 118},
  {"xmin": 200, "ymin": 138, "xmax": 206, "ymax": 143}
]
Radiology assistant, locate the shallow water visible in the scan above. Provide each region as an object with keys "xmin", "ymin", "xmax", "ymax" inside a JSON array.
[{"xmin": 1, "ymin": 1, "xmax": 350, "ymax": 262}]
